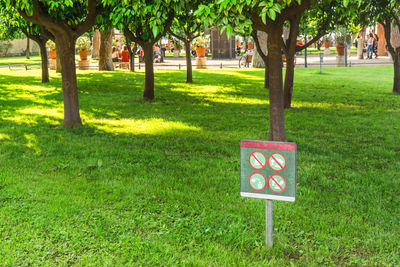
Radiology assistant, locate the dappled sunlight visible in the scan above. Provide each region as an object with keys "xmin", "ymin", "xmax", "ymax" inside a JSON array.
[
  {"xmin": 87, "ymin": 117, "xmax": 202, "ymax": 135},
  {"xmin": 18, "ymin": 107, "xmax": 63, "ymax": 119},
  {"xmin": 198, "ymin": 70, "xmax": 265, "ymax": 81},
  {"xmin": 293, "ymin": 101, "xmax": 364, "ymax": 110},
  {"xmin": 0, "ymin": 133, "xmax": 10, "ymax": 140},
  {"xmin": 23, "ymin": 133, "xmax": 41, "ymax": 154},
  {"xmin": 168, "ymin": 84, "xmax": 268, "ymax": 105},
  {"xmin": 2, "ymin": 107, "xmax": 63, "ymax": 126}
]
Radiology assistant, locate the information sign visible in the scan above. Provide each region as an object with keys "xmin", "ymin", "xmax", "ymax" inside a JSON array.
[{"xmin": 240, "ymin": 140, "xmax": 297, "ymax": 202}]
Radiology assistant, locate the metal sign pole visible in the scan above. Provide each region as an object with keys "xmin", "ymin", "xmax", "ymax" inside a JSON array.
[
  {"xmin": 266, "ymin": 200, "xmax": 273, "ymax": 248},
  {"xmin": 320, "ymin": 53, "xmax": 323, "ymax": 73},
  {"xmin": 304, "ymin": 26, "xmax": 308, "ymax": 68}
]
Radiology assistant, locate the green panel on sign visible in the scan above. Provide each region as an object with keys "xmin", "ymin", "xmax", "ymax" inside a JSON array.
[{"xmin": 240, "ymin": 142, "xmax": 297, "ymax": 202}]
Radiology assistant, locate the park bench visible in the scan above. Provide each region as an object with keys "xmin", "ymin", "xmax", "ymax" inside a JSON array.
[
  {"xmin": 8, "ymin": 63, "xmax": 41, "ymax": 71},
  {"xmin": 113, "ymin": 61, "xmax": 130, "ymax": 70}
]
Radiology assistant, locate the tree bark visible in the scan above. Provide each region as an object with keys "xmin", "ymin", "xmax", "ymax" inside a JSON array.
[
  {"xmin": 252, "ymin": 31, "xmax": 269, "ymax": 88},
  {"xmin": 126, "ymin": 43, "xmax": 136, "ymax": 72},
  {"xmin": 92, "ymin": 29, "xmax": 100, "ymax": 59},
  {"xmin": 26, "ymin": 38, "xmax": 30, "ymax": 59},
  {"xmin": 56, "ymin": 36, "xmax": 82, "ymax": 126},
  {"xmin": 382, "ymin": 20, "xmax": 400, "ymax": 94},
  {"xmin": 56, "ymin": 45, "xmax": 62, "ymax": 73},
  {"xmin": 283, "ymin": 56, "xmax": 295, "ymax": 109},
  {"xmin": 252, "ymin": 31, "xmax": 268, "ymax": 68},
  {"xmin": 393, "ymin": 53, "xmax": 400, "ymax": 94},
  {"xmin": 99, "ymin": 29, "xmax": 114, "ymax": 71},
  {"xmin": 267, "ymin": 27, "xmax": 287, "ymax": 141},
  {"xmin": 357, "ymin": 27, "xmax": 366, "ymax": 59},
  {"xmin": 184, "ymin": 40, "xmax": 193, "ymax": 83},
  {"xmin": 38, "ymin": 40, "xmax": 49, "ymax": 83},
  {"xmin": 264, "ymin": 67, "xmax": 268, "ymax": 89},
  {"xmin": 283, "ymin": 16, "xmax": 301, "ymax": 109},
  {"xmin": 143, "ymin": 42, "xmax": 155, "ymax": 101}
]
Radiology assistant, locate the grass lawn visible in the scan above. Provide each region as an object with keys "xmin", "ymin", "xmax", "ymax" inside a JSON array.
[
  {"xmin": 298, "ymin": 47, "xmax": 358, "ymax": 55},
  {"xmin": 0, "ymin": 55, "xmax": 41, "ymax": 66},
  {"xmin": 0, "ymin": 55, "xmax": 99, "ymax": 67},
  {"xmin": 0, "ymin": 67, "xmax": 399, "ymax": 265}
]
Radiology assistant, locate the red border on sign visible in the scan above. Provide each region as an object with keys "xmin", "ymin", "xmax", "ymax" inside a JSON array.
[
  {"xmin": 268, "ymin": 174, "xmax": 287, "ymax": 193},
  {"xmin": 241, "ymin": 140, "xmax": 296, "ymax": 151},
  {"xmin": 249, "ymin": 173, "xmax": 267, "ymax": 191},
  {"xmin": 248, "ymin": 151, "xmax": 267, "ymax": 170},
  {"xmin": 267, "ymin": 152, "xmax": 287, "ymax": 172}
]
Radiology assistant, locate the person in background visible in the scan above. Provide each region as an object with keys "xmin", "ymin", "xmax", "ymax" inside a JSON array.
[
  {"xmin": 366, "ymin": 34, "xmax": 374, "ymax": 59},
  {"xmin": 121, "ymin": 45, "xmax": 130, "ymax": 63},
  {"xmin": 373, "ymin": 33, "xmax": 379, "ymax": 59},
  {"xmin": 112, "ymin": 46, "xmax": 119, "ymax": 62},
  {"xmin": 346, "ymin": 36, "xmax": 352, "ymax": 57},
  {"xmin": 236, "ymin": 46, "xmax": 241, "ymax": 56}
]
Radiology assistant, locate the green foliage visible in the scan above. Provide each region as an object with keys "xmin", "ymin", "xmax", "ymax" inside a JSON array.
[
  {"xmin": 106, "ymin": 0, "xmax": 182, "ymax": 42},
  {"xmin": 168, "ymin": 0, "xmax": 207, "ymax": 44},
  {"xmin": 334, "ymin": 26, "xmax": 352, "ymax": 45},
  {"xmin": 76, "ymin": 36, "xmax": 90, "ymax": 51},
  {"xmin": 356, "ymin": 0, "xmax": 400, "ymax": 27},
  {"xmin": 45, "ymin": 39, "xmax": 55, "ymax": 50},
  {"xmin": 192, "ymin": 34, "xmax": 210, "ymax": 47},
  {"xmin": 9, "ymin": 0, "xmax": 100, "ymax": 29}
]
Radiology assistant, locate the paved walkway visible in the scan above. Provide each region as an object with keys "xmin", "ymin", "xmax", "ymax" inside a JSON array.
[
  {"xmin": 2, "ymin": 53, "xmax": 393, "ymax": 71},
  {"xmin": 150, "ymin": 53, "xmax": 393, "ymax": 69}
]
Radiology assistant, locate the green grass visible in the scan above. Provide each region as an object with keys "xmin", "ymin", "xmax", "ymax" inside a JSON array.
[
  {"xmin": 0, "ymin": 67, "xmax": 399, "ymax": 265},
  {"xmin": 0, "ymin": 55, "xmax": 41, "ymax": 66},
  {"xmin": 0, "ymin": 55, "xmax": 99, "ymax": 67},
  {"xmin": 297, "ymin": 47, "xmax": 358, "ymax": 55}
]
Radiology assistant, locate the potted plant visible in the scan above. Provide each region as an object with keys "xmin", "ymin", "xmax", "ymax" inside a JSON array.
[
  {"xmin": 46, "ymin": 40, "xmax": 56, "ymax": 59},
  {"xmin": 335, "ymin": 31, "xmax": 346, "ymax": 56},
  {"xmin": 171, "ymin": 38, "xmax": 181, "ymax": 57},
  {"xmin": 323, "ymin": 35, "xmax": 331, "ymax": 48},
  {"xmin": 247, "ymin": 41, "xmax": 254, "ymax": 50},
  {"xmin": 76, "ymin": 36, "xmax": 91, "ymax": 60},
  {"xmin": 193, "ymin": 35, "xmax": 210, "ymax": 58}
]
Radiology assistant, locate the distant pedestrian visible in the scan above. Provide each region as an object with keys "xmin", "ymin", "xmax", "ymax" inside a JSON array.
[
  {"xmin": 366, "ymin": 35, "xmax": 374, "ymax": 59},
  {"xmin": 112, "ymin": 47, "xmax": 119, "ymax": 62},
  {"xmin": 373, "ymin": 33, "xmax": 379, "ymax": 58}
]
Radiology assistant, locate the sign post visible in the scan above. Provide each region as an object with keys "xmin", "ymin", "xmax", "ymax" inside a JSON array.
[
  {"xmin": 240, "ymin": 140, "xmax": 297, "ymax": 248},
  {"xmin": 320, "ymin": 52, "xmax": 324, "ymax": 74}
]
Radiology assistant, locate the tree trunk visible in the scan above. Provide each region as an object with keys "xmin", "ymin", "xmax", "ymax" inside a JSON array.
[
  {"xmin": 26, "ymin": 38, "xmax": 30, "ymax": 59},
  {"xmin": 92, "ymin": 29, "xmax": 100, "ymax": 59},
  {"xmin": 252, "ymin": 31, "xmax": 268, "ymax": 68},
  {"xmin": 126, "ymin": 44, "xmax": 136, "ymax": 72},
  {"xmin": 283, "ymin": 55, "xmax": 295, "ymax": 108},
  {"xmin": 393, "ymin": 53, "xmax": 400, "ymax": 94},
  {"xmin": 283, "ymin": 16, "xmax": 300, "ymax": 109},
  {"xmin": 38, "ymin": 40, "xmax": 49, "ymax": 83},
  {"xmin": 56, "ymin": 36, "xmax": 82, "ymax": 127},
  {"xmin": 99, "ymin": 29, "xmax": 114, "ymax": 71},
  {"xmin": 184, "ymin": 40, "xmax": 193, "ymax": 83},
  {"xmin": 267, "ymin": 27, "xmax": 287, "ymax": 141},
  {"xmin": 264, "ymin": 66, "xmax": 269, "ymax": 89},
  {"xmin": 143, "ymin": 42, "xmax": 155, "ymax": 101},
  {"xmin": 56, "ymin": 45, "xmax": 62, "ymax": 73},
  {"xmin": 357, "ymin": 27, "xmax": 366, "ymax": 59}
]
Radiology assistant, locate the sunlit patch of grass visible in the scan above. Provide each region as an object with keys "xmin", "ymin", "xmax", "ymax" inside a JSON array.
[{"xmin": 90, "ymin": 117, "xmax": 201, "ymax": 135}]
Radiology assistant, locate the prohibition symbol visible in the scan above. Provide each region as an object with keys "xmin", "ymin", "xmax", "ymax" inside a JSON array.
[
  {"xmin": 268, "ymin": 152, "xmax": 286, "ymax": 172},
  {"xmin": 249, "ymin": 173, "xmax": 267, "ymax": 191},
  {"xmin": 268, "ymin": 174, "xmax": 286, "ymax": 193},
  {"xmin": 249, "ymin": 151, "xmax": 267, "ymax": 170}
]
